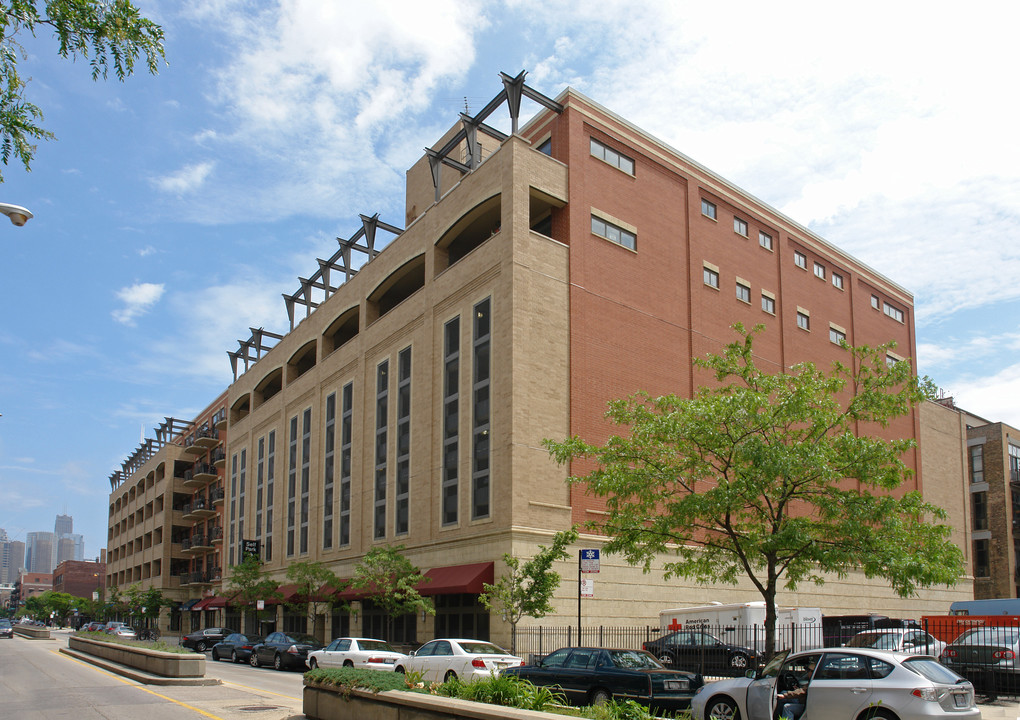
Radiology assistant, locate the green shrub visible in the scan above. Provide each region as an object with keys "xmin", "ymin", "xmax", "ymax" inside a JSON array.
[{"xmin": 74, "ymin": 630, "xmax": 193, "ymax": 654}]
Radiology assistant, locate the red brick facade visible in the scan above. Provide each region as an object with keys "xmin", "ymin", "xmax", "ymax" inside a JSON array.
[{"xmin": 521, "ymin": 94, "xmax": 919, "ymax": 526}]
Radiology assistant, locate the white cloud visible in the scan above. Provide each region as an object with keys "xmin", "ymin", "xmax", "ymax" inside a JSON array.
[
  {"xmin": 113, "ymin": 282, "xmax": 166, "ymax": 325},
  {"xmin": 152, "ymin": 162, "xmax": 215, "ymax": 194},
  {"xmin": 953, "ymin": 363, "xmax": 1020, "ymax": 429}
]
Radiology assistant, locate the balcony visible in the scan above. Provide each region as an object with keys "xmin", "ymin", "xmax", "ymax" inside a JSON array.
[
  {"xmin": 186, "ymin": 571, "xmax": 212, "ymax": 586},
  {"xmin": 185, "ymin": 425, "xmax": 220, "ymax": 455},
  {"xmin": 180, "ymin": 537, "xmax": 194, "ymax": 552},
  {"xmin": 181, "ymin": 502, "xmax": 201, "ymax": 521},
  {"xmin": 210, "ymin": 446, "xmax": 227, "ymax": 468},
  {"xmin": 210, "ymin": 487, "xmax": 225, "ymax": 506},
  {"xmin": 192, "ymin": 497, "xmax": 216, "ymax": 518},
  {"xmin": 213, "ymin": 408, "xmax": 228, "ymax": 431},
  {"xmin": 184, "ymin": 462, "xmax": 217, "ymax": 488},
  {"xmin": 209, "ymin": 526, "xmax": 224, "ymax": 544},
  {"xmin": 190, "ymin": 533, "xmax": 214, "ymax": 551}
]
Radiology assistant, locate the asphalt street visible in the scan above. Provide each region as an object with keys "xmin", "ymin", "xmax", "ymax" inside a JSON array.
[{"xmin": 1, "ymin": 630, "xmax": 305, "ymax": 720}]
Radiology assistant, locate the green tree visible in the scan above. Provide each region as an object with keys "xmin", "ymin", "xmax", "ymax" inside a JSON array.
[
  {"xmin": 479, "ymin": 528, "xmax": 578, "ymax": 654},
  {"xmin": 224, "ymin": 554, "xmax": 281, "ymax": 636},
  {"xmin": 285, "ymin": 560, "xmax": 345, "ymax": 642},
  {"xmin": 0, "ymin": 0, "xmax": 165, "ymax": 180},
  {"xmin": 546, "ymin": 324, "xmax": 964, "ymax": 658},
  {"xmin": 351, "ymin": 545, "xmax": 433, "ymax": 644},
  {"xmin": 124, "ymin": 584, "xmax": 170, "ymax": 630}
]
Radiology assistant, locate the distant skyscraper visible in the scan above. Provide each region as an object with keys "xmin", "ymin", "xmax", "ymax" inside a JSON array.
[
  {"xmin": 57, "ymin": 537, "xmax": 77, "ymax": 565},
  {"xmin": 1, "ymin": 539, "xmax": 25, "ymax": 584},
  {"xmin": 26, "ymin": 531, "xmax": 56, "ymax": 573},
  {"xmin": 55, "ymin": 514, "xmax": 73, "ymax": 536}
]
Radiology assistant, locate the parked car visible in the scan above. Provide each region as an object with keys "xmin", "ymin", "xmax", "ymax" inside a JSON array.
[
  {"xmin": 250, "ymin": 632, "xmax": 324, "ymax": 671},
  {"xmin": 690, "ymin": 647, "xmax": 979, "ymax": 720},
  {"xmin": 180, "ymin": 627, "xmax": 238, "ymax": 653},
  {"xmin": 502, "ymin": 646, "xmax": 703, "ymax": 712},
  {"xmin": 112, "ymin": 625, "xmax": 137, "ymax": 640},
  {"xmin": 84, "ymin": 621, "xmax": 105, "ymax": 632},
  {"xmin": 307, "ymin": 637, "xmax": 407, "ymax": 670},
  {"xmin": 0, "ymin": 619, "xmax": 13, "ymax": 638},
  {"xmin": 846, "ymin": 628, "xmax": 946, "ymax": 657},
  {"xmin": 394, "ymin": 638, "xmax": 523, "ymax": 683},
  {"xmin": 940, "ymin": 626, "xmax": 1020, "ymax": 696},
  {"xmin": 211, "ymin": 633, "xmax": 264, "ymax": 663},
  {"xmin": 642, "ymin": 630, "xmax": 761, "ymax": 675}
]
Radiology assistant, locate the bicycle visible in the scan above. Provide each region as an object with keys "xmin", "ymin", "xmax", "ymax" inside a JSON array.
[{"xmin": 137, "ymin": 627, "xmax": 161, "ymax": 642}]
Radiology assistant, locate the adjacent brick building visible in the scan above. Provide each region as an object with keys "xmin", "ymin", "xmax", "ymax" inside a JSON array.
[{"xmin": 52, "ymin": 559, "xmax": 106, "ymax": 599}]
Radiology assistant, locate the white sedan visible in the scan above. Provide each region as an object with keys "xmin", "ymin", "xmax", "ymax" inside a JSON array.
[
  {"xmin": 844, "ymin": 628, "xmax": 946, "ymax": 657},
  {"xmin": 394, "ymin": 638, "xmax": 523, "ymax": 682},
  {"xmin": 307, "ymin": 637, "xmax": 406, "ymax": 670}
]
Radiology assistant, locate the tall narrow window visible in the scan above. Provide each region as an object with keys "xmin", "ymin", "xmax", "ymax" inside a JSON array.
[
  {"xmin": 238, "ymin": 449, "xmax": 246, "ymax": 560},
  {"xmin": 395, "ymin": 347, "xmax": 411, "ymax": 535},
  {"xmin": 759, "ymin": 231, "xmax": 773, "ymax": 250},
  {"xmin": 970, "ymin": 445, "xmax": 984, "ymax": 483},
  {"xmin": 472, "ymin": 298, "xmax": 491, "ymax": 520},
  {"xmin": 794, "ymin": 251, "xmax": 807, "ymax": 269},
  {"xmin": 323, "ymin": 393, "xmax": 336, "ymax": 550},
  {"xmin": 374, "ymin": 361, "xmax": 389, "ymax": 540},
  {"xmin": 1010, "ymin": 444, "xmax": 1020, "ymax": 484},
  {"xmin": 340, "ymin": 383, "xmax": 353, "ymax": 546},
  {"xmin": 287, "ymin": 416, "xmax": 298, "ymax": 556},
  {"xmin": 265, "ymin": 430, "xmax": 275, "ymax": 562},
  {"xmin": 701, "ymin": 199, "xmax": 716, "ymax": 219},
  {"xmin": 300, "ymin": 407, "xmax": 311, "ymax": 554},
  {"xmin": 733, "ymin": 217, "xmax": 748, "ymax": 237},
  {"xmin": 973, "ymin": 491, "xmax": 989, "ymax": 531},
  {"xmin": 229, "ymin": 453, "xmax": 238, "ymax": 567},
  {"xmin": 442, "ymin": 317, "xmax": 460, "ymax": 526},
  {"xmin": 255, "ymin": 437, "xmax": 264, "ymax": 544},
  {"xmin": 735, "ymin": 282, "xmax": 750, "ymax": 303},
  {"xmin": 796, "ymin": 311, "xmax": 810, "ymax": 331}
]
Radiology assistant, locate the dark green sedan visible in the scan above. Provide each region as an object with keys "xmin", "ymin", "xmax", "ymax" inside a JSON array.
[{"xmin": 502, "ymin": 646, "xmax": 703, "ymax": 712}]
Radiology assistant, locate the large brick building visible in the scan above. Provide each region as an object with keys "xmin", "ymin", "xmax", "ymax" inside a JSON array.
[
  {"xmin": 52, "ymin": 559, "xmax": 106, "ymax": 600},
  {"xmin": 107, "ymin": 73, "xmax": 973, "ymax": 642},
  {"xmin": 105, "ymin": 395, "xmax": 228, "ymax": 632}
]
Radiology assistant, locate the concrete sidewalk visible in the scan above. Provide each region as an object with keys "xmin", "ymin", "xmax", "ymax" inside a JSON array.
[{"xmin": 977, "ymin": 698, "xmax": 1020, "ymax": 719}]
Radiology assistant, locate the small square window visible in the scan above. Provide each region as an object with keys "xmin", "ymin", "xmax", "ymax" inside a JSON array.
[
  {"xmin": 832, "ymin": 272, "xmax": 844, "ymax": 290},
  {"xmin": 814, "ymin": 262, "xmax": 825, "ymax": 279},
  {"xmin": 701, "ymin": 199, "xmax": 717, "ymax": 220},
  {"xmin": 871, "ymin": 294, "xmax": 880, "ymax": 309},
  {"xmin": 830, "ymin": 327, "xmax": 846, "ymax": 345},
  {"xmin": 761, "ymin": 295, "xmax": 775, "ymax": 314},
  {"xmin": 797, "ymin": 312, "xmax": 810, "ymax": 330},
  {"xmin": 794, "ymin": 251, "xmax": 807, "ymax": 269},
  {"xmin": 704, "ymin": 267, "xmax": 719, "ymax": 288},
  {"xmin": 759, "ymin": 231, "xmax": 773, "ymax": 251},
  {"xmin": 736, "ymin": 283, "xmax": 750, "ymax": 303},
  {"xmin": 734, "ymin": 218, "xmax": 748, "ymax": 237}
]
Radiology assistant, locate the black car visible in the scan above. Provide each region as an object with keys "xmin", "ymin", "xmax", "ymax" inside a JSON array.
[
  {"xmin": 180, "ymin": 627, "xmax": 238, "ymax": 652},
  {"xmin": 250, "ymin": 631, "xmax": 324, "ymax": 671},
  {"xmin": 502, "ymin": 647, "xmax": 703, "ymax": 712},
  {"xmin": 0, "ymin": 619, "xmax": 12, "ymax": 638},
  {"xmin": 211, "ymin": 633, "xmax": 264, "ymax": 663},
  {"xmin": 642, "ymin": 630, "xmax": 760, "ymax": 675}
]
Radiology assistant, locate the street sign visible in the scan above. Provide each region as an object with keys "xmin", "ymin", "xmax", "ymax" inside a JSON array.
[
  {"xmin": 580, "ymin": 548, "xmax": 600, "ymax": 573},
  {"xmin": 256, "ymin": 600, "xmax": 265, "ymax": 611},
  {"xmin": 580, "ymin": 578, "xmax": 595, "ymax": 597},
  {"xmin": 241, "ymin": 539, "xmax": 261, "ymax": 559}
]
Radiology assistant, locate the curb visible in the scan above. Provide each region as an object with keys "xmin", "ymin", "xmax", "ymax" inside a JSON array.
[{"xmin": 59, "ymin": 647, "xmax": 222, "ymax": 686}]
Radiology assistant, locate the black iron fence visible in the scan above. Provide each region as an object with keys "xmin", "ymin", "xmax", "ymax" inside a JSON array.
[{"xmin": 516, "ymin": 618, "xmax": 1020, "ymax": 697}]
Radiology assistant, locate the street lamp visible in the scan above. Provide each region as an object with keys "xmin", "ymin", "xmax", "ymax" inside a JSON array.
[{"xmin": 0, "ymin": 203, "xmax": 32, "ymax": 226}]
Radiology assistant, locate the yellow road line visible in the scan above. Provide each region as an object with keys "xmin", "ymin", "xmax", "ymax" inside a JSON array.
[
  {"xmin": 54, "ymin": 649, "xmax": 227, "ymax": 720},
  {"xmin": 221, "ymin": 679, "xmax": 301, "ymax": 701}
]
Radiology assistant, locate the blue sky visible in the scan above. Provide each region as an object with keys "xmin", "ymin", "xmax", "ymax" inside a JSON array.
[{"xmin": 1, "ymin": 0, "xmax": 1018, "ymax": 560}]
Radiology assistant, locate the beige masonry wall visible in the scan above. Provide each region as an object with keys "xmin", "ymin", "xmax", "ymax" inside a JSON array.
[{"xmin": 225, "ymin": 135, "xmax": 572, "ymax": 582}]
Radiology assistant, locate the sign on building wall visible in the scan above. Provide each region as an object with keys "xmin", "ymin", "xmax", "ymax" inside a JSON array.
[{"xmin": 240, "ymin": 539, "xmax": 260, "ymax": 559}]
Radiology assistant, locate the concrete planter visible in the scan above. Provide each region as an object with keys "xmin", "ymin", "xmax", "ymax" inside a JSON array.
[
  {"xmin": 13, "ymin": 624, "xmax": 50, "ymax": 639},
  {"xmin": 69, "ymin": 635, "xmax": 205, "ymax": 678},
  {"xmin": 303, "ymin": 682, "xmax": 563, "ymax": 720}
]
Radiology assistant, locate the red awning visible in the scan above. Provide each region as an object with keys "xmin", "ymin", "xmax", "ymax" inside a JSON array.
[
  {"xmin": 416, "ymin": 561, "xmax": 494, "ymax": 596},
  {"xmin": 267, "ymin": 583, "xmax": 334, "ymax": 604},
  {"xmin": 205, "ymin": 596, "xmax": 228, "ymax": 609},
  {"xmin": 191, "ymin": 597, "xmax": 213, "ymax": 611}
]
